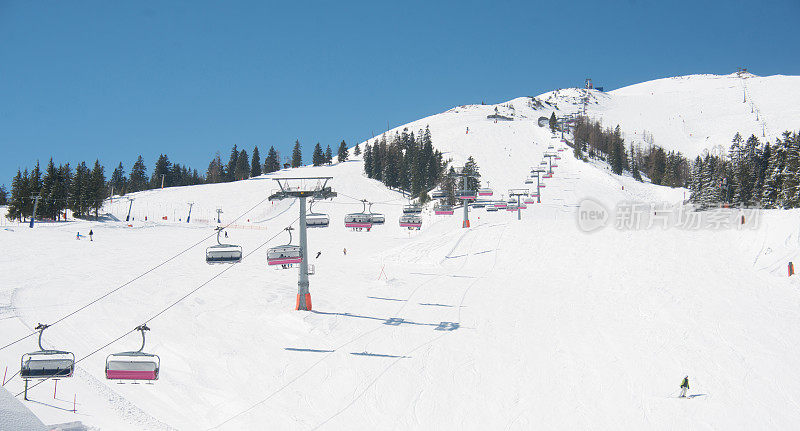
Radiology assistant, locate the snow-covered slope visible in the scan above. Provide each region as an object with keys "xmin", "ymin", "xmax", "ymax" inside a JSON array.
[
  {"xmin": 3, "ymin": 75, "xmax": 800, "ymax": 430},
  {"xmin": 545, "ymin": 73, "xmax": 800, "ymax": 157}
]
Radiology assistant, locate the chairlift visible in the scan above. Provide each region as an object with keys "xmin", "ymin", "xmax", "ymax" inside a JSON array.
[
  {"xmin": 305, "ymin": 200, "xmax": 330, "ymax": 228},
  {"xmin": 478, "ymin": 187, "xmax": 493, "ymax": 196},
  {"xmin": 106, "ymin": 324, "xmax": 160, "ymax": 382},
  {"xmin": 345, "ymin": 200, "xmax": 373, "ymax": 231},
  {"xmin": 494, "ymin": 201, "xmax": 508, "ymax": 209},
  {"xmin": 434, "ymin": 204, "xmax": 454, "ymax": 215},
  {"xmin": 20, "ymin": 324, "xmax": 74, "ymax": 380},
  {"xmin": 472, "ymin": 201, "xmax": 486, "ymax": 208},
  {"xmin": 399, "ymin": 214, "xmax": 423, "ymax": 230},
  {"xmin": 486, "ymin": 205, "xmax": 498, "ymax": 212},
  {"xmin": 267, "ymin": 227, "xmax": 302, "ymax": 266},
  {"xmin": 206, "ymin": 227, "xmax": 243, "ymax": 264},
  {"xmin": 366, "ymin": 203, "xmax": 384, "ymax": 225},
  {"xmin": 456, "ymin": 189, "xmax": 477, "ymax": 200},
  {"xmin": 525, "ymin": 178, "xmax": 535, "ymax": 184},
  {"xmin": 431, "ymin": 189, "xmax": 447, "ymax": 199},
  {"xmin": 403, "ymin": 204, "xmax": 423, "ymax": 214}
]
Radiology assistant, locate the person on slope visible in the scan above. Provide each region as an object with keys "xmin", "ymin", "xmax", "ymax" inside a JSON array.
[
  {"xmin": 679, "ymin": 376, "xmax": 690, "ymax": 398},
  {"xmin": 89, "ymin": 229, "xmax": 94, "ymax": 242}
]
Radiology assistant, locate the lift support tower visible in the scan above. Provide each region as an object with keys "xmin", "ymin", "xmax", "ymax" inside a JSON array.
[{"xmin": 269, "ymin": 177, "xmax": 336, "ymax": 310}]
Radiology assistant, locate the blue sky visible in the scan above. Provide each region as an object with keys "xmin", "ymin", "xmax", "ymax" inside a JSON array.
[{"xmin": 1, "ymin": 0, "xmax": 798, "ymax": 186}]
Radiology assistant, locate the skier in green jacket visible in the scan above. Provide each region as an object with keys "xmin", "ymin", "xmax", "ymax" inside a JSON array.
[{"xmin": 679, "ymin": 376, "xmax": 690, "ymax": 397}]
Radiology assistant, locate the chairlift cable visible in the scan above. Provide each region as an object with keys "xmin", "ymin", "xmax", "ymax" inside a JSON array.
[
  {"xmin": 15, "ymin": 215, "xmax": 299, "ymax": 397},
  {"xmin": 1, "ymin": 195, "xmax": 271, "ymax": 352}
]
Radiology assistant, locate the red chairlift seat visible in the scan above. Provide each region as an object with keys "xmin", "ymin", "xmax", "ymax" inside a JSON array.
[
  {"xmin": 106, "ymin": 325, "xmax": 159, "ymax": 382},
  {"xmin": 399, "ymin": 214, "xmax": 423, "ymax": 229}
]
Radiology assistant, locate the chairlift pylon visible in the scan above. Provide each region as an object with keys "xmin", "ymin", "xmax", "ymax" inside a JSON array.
[
  {"xmin": 20, "ymin": 324, "xmax": 75, "ymax": 380},
  {"xmin": 105, "ymin": 324, "xmax": 160, "ymax": 382}
]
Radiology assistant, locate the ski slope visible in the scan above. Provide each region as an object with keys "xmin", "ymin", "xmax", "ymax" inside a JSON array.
[
  {"xmin": 3, "ymin": 77, "xmax": 800, "ymax": 429},
  {"xmin": 551, "ymin": 73, "xmax": 800, "ymax": 157}
]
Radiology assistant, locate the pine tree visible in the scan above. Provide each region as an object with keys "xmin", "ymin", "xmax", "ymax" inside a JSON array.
[
  {"xmin": 110, "ymin": 162, "xmax": 126, "ymax": 195},
  {"xmin": 463, "ymin": 156, "xmax": 481, "ymax": 191},
  {"xmin": 549, "ymin": 112, "xmax": 558, "ymax": 133},
  {"xmin": 55, "ymin": 163, "xmax": 72, "ymax": 219},
  {"xmin": 129, "ymin": 155, "xmax": 148, "ymax": 192},
  {"xmin": 291, "ymin": 140, "xmax": 303, "ymax": 168},
  {"xmin": 312, "ymin": 143, "xmax": 324, "ymax": 166},
  {"xmin": 631, "ymin": 144, "xmax": 642, "ymax": 181},
  {"xmin": 251, "ymin": 146, "xmax": 262, "ymax": 178},
  {"xmin": 688, "ymin": 156, "xmax": 703, "ymax": 204},
  {"xmin": 363, "ymin": 143, "xmax": 373, "ymax": 177},
  {"xmin": 325, "ymin": 144, "xmax": 333, "ymax": 165},
  {"xmin": 762, "ymin": 138, "xmax": 785, "ymax": 208},
  {"xmin": 69, "ymin": 162, "xmax": 87, "ymax": 217},
  {"xmin": 236, "ymin": 149, "xmax": 249, "ymax": 180},
  {"xmin": 0, "ymin": 185, "xmax": 6, "ymax": 206},
  {"xmin": 206, "ymin": 152, "xmax": 224, "ymax": 183},
  {"xmin": 780, "ymin": 132, "xmax": 800, "ymax": 207},
  {"xmin": 152, "ymin": 154, "xmax": 171, "ymax": 188},
  {"xmin": 337, "ymin": 140, "xmax": 348, "ymax": 163},
  {"xmin": 264, "ymin": 146, "xmax": 280, "ymax": 173},
  {"xmin": 90, "ymin": 160, "xmax": 106, "ymax": 219},
  {"xmin": 226, "ymin": 145, "xmax": 238, "ymax": 182},
  {"xmin": 7, "ymin": 169, "xmax": 26, "ymax": 221},
  {"xmin": 40, "ymin": 158, "xmax": 58, "ymax": 219},
  {"xmin": 353, "ymin": 142, "xmax": 361, "ymax": 156}
]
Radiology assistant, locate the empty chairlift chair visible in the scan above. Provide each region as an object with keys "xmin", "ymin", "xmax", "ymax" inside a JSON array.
[
  {"xmin": 456, "ymin": 189, "xmax": 477, "ymax": 200},
  {"xmin": 305, "ymin": 200, "xmax": 330, "ymax": 228},
  {"xmin": 267, "ymin": 227, "xmax": 303, "ymax": 267},
  {"xmin": 367, "ymin": 202, "xmax": 385, "ymax": 225},
  {"xmin": 434, "ymin": 203, "xmax": 454, "ymax": 215},
  {"xmin": 106, "ymin": 324, "xmax": 160, "ymax": 382},
  {"xmin": 399, "ymin": 214, "xmax": 423, "ymax": 230},
  {"xmin": 20, "ymin": 324, "xmax": 74, "ymax": 380},
  {"xmin": 403, "ymin": 203, "xmax": 423, "ymax": 214},
  {"xmin": 206, "ymin": 227, "xmax": 243, "ymax": 264},
  {"xmin": 431, "ymin": 188, "xmax": 447, "ymax": 199},
  {"xmin": 478, "ymin": 186, "xmax": 493, "ymax": 196},
  {"xmin": 345, "ymin": 200, "xmax": 374, "ymax": 231}
]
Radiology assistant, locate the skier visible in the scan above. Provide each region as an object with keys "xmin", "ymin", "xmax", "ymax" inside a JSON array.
[
  {"xmin": 224, "ymin": 231, "xmax": 228, "ymax": 238},
  {"xmin": 89, "ymin": 229, "xmax": 93, "ymax": 242},
  {"xmin": 76, "ymin": 232, "xmax": 80, "ymax": 240},
  {"xmin": 343, "ymin": 248, "xmax": 347, "ymax": 256},
  {"xmin": 679, "ymin": 376, "xmax": 689, "ymax": 398},
  {"xmin": 316, "ymin": 251, "xmax": 322, "ymax": 259},
  {"xmin": 466, "ymin": 126, "xmax": 469, "ymax": 134}
]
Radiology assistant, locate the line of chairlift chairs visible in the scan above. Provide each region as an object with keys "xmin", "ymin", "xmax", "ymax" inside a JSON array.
[
  {"xmin": 24, "ymin": 153, "xmax": 572, "ymax": 387},
  {"xmin": 20, "ymin": 323, "xmax": 159, "ymax": 385}
]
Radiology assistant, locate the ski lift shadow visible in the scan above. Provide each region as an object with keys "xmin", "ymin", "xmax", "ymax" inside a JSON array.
[
  {"xmin": 350, "ymin": 352, "xmax": 410, "ymax": 359},
  {"xmin": 284, "ymin": 347, "xmax": 335, "ymax": 353}
]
